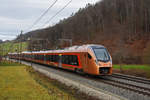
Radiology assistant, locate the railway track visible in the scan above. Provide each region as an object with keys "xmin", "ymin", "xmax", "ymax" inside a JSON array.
[
  {"xmin": 79, "ymin": 74, "xmax": 150, "ymax": 97},
  {"xmin": 10, "ymin": 59, "xmax": 150, "ymax": 100},
  {"xmin": 98, "ymin": 77, "xmax": 150, "ymax": 96},
  {"xmin": 111, "ymin": 73, "xmax": 150, "ymax": 85}
]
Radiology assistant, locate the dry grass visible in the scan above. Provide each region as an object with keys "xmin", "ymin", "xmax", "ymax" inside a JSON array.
[
  {"xmin": 0, "ymin": 61, "xmax": 77, "ymax": 100},
  {"xmin": 0, "ymin": 60, "xmax": 101, "ymax": 100}
]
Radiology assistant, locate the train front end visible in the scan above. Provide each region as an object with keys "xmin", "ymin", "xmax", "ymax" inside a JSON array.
[{"xmin": 87, "ymin": 45, "xmax": 112, "ymax": 75}]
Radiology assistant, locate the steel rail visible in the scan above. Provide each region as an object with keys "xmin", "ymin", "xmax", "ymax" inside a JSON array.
[
  {"xmin": 98, "ymin": 79, "xmax": 150, "ymax": 96},
  {"xmin": 112, "ymin": 73, "xmax": 150, "ymax": 85}
]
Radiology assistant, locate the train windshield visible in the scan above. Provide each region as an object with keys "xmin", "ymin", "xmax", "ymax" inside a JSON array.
[{"xmin": 93, "ymin": 48, "xmax": 110, "ymax": 62}]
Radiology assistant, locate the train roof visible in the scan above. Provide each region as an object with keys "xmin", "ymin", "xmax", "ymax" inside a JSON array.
[{"xmin": 10, "ymin": 44, "xmax": 105, "ymax": 54}]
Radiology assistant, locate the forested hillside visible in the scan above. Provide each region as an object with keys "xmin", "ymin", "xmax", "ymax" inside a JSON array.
[{"xmin": 17, "ymin": 0, "xmax": 150, "ymax": 64}]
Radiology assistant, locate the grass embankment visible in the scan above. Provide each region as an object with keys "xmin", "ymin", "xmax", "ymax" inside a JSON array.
[
  {"xmin": 0, "ymin": 61, "xmax": 22, "ymax": 66},
  {"xmin": 0, "ymin": 61, "xmax": 77, "ymax": 100},
  {"xmin": 0, "ymin": 42, "xmax": 27, "ymax": 56},
  {"xmin": 113, "ymin": 64, "xmax": 150, "ymax": 79}
]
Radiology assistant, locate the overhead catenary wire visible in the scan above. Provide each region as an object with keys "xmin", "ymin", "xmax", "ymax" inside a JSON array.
[
  {"xmin": 25, "ymin": 0, "xmax": 58, "ymax": 32},
  {"xmin": 42, "ymin": 0, "xmax": 72, "ymax": 28},
  {"xmin": 1, "ymin": 0, "xmax": 72, "ymax": 41}
]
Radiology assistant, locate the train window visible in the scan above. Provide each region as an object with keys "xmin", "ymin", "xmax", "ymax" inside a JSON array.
[
  {"xmin": 61, "ymin": 55, "xmax": 79, "ymax": 66},
  {"xmin": 48, "ymin": 55, "xmax": 58, "ymax": 62},
  {"xmin": 62, "ymin": 55, "xmax": 65, "ymax": 64},
  {"xmin": 45, "ymin": 55, "xmax": 47, "ymax": 61},
  {"xmin": 37, "ymin": 55, "xmax": 39, "ymax": 60},
  {"xmin": 88, "ymin": 53, "xmax": 92, "ymax": 59},
  {"xmin": 55, "ymin": 55, "xmax": 59, "ymax": 62},
  {"xmin": 50, "ymin": 55, "xmax": 52, "ymax": 61},
  {"xmin": 33, "ymin": 55, "xmax": 35, "ymax": 59},
  {"xmin": 54, "ymin": 55, "xmax": 57, "ymax": 62},
  {"xmin": 34, "ymin": 55, "xmax": 36, "ymax": 60},
  {"xmin": 30, "ymin": 55, "xmax": 32, "ymax": 59},
  {"xmin": 53, "ymin": 55, "xmax": 55, "ymax": 62},
  {"xmin": 49, "ymin": 55, "xmax": 51, "ymax": 61},
  {"xmin": 34, "ymin": 55, "xmax": 37, "ymax": 60},
  {"xmin": 40, "ymin": 55, "xmax": 42, "ymax": 60},
  {"xmin": 45, "ymin": 55, "xmax": 49, "ymax": 61},
  {"xmin": 31, "ymin": 55, "xmax": 33, "ymax": 59},
  {"xmin": 49, "ymin": 55, "xmax": 52, "ymax": 61},
  {"xmin": 39, "ymin": 55, "xmax": 41, "ymax": 60},
  {"xmin": 62, "ymin": 55, "xmax": 67, "ymax": 64},
  {"xmin": 42, "ymin": 55, "xmax": 44, "ymax": 60},
  {"xmin": 35, "ymin": 55, "xmax": 37, "ymax": 60},
  {"xmin": 69, "ymin": 55, "xmax": 73, "ymax": 65},
  {"xmin": 37, "ymin": 55, "xmax": 40, "ymax": 60},
  {"xmin": 65, "ymin": 55, "xmax": 69, "ymax": 64},
  {"xmin": 51, "ymin": 55, "xmax": 53, "ymax": 61},
  {"xmin": 51, "ymin": 55, "xmax": 54, "ymax": 62},
  {"xmin": 61, "ymin": 55, "xmax": 63, "ymax": 63},
  {"xmin": 40, "ymin": 55, "xmax": 44, "ymax": 60},
  {"xmin": 67, "ymin": 55, "xmax": 70, "ymax": 64},
  {"xmin": 72, "ymin": 55, "xmax": 79, "ymax": 66},
  {"xmin": 34, "ymin": 55, "xmax": 35, "ymax": 59}
]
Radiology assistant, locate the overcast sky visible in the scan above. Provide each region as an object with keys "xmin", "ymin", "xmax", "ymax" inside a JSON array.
[{"xmin": 0, "ymin": 0, "xmax": 100, "ymax": 41}]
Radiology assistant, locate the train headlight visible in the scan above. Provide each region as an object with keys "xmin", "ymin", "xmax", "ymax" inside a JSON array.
[{"xmin": 110, "ymin": 59, "xmax": 112, "ymax": 66}]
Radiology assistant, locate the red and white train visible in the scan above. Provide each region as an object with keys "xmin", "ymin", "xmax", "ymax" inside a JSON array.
[{"xmin": 8, "ymin": 44, "xmax": 112, "ymax": 75}]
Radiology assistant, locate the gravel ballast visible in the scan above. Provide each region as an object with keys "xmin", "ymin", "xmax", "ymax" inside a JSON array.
[
  {"xmin": 18, "ymin": 60, "xmax": 126, "ymax": 100},
  {"xmin": 32, "ymin": 65, "xmax": 126, "ymax": 100},
  {"xmin": 11, "ymin": 60, "xmax": 150, "ymax": 100}
]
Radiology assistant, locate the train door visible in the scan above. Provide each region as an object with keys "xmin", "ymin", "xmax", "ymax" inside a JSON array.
[
  {"xmin": 44, "ymin": 54, "xmax": 46, "ymax": 64},
  {"xmin": 58, "ymin": 54, "xmax": 62, "ymax": 67},
  {"xmin": 83, "ymin": 53, "xmax": 90, "ymax": 73},
  {"xmin": 87, "ymin": 53, "xmax": 95, "ymax": 74}
]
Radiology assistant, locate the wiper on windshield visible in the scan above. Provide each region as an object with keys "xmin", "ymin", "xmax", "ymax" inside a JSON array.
[{"xmin": 104, "ymin": 53, "xmax": 108, "ymax": 60}]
